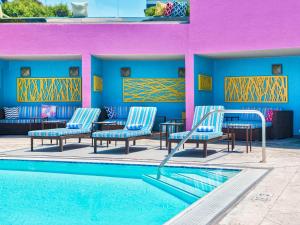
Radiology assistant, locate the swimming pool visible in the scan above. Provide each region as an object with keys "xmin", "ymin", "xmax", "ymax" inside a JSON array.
[{"xmin": 0, "ymin": 160, "xmax": 240, "ymax": 225}]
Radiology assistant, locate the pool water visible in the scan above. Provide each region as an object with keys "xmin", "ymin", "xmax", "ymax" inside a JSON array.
[{"xmin": 0, "ymin": 160, "xmax": 240, "ymax": 225}]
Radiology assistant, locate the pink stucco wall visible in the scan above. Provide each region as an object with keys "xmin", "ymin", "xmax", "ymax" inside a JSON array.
[{"xmin": 1, "ymin": 0, "xmax": 300, "ymax": 128}]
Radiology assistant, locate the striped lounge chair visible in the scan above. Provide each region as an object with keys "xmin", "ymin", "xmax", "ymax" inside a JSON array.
[
  {"xmin": 168, "ymin": 105, "xmax": 228, "ymax": 157},
  {"xmin": 92, "ymin": 107, "xmax": 157, "ymax": 154},
  {"xmin": 28, "ymin": 108, "xmax": 101, "ymax": 152}
]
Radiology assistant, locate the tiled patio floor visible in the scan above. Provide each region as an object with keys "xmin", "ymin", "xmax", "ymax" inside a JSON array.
[{"xmin": 0, "ymin": 135, "xmax": 299, "ymax": 225}]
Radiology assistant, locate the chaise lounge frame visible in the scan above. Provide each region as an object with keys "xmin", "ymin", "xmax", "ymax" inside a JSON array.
[{"xmin": 30, "ymin": 133, "xmax": 91, "ymax": 152}]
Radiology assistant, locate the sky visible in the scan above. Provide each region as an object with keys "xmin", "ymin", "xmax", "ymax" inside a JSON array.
[{"xmin": 39, "ymin": 0, "xmax": 147, "ymax": 17}]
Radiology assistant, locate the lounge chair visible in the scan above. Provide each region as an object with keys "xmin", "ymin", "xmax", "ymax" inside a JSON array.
[
  {"xmin": 28, "ymin": 108, "xmax": 101, "ymax": 152},
  {"xmin": 168, "ymin": 105, "xmax": 228, "ymax": 157},
  {"xmin": 92, "ymin": 107, "xmax": 157, "ymax": 154}
]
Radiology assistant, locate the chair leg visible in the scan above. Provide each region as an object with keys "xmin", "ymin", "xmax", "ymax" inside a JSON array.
[
  {"xmin": 94, "ymin": 138, "xmax": 97, "ymax": 153},
  {"xmin": 168, "ymin": 141, "xmax": 172, "ymax": 154},
  {"xmin": 203, "ymin": 141, "xmax": 207, "ymax": 158},
  {"xmin": 31, "ymin": 138, "xmax": 34, "ymax": 151},
  {"xmin": 125, "ymin": 140, "xmax": 129, "ymax": 154},
  {"xmin": 59, "ymin": 137, "xmax": 63, "ymax": 152}
]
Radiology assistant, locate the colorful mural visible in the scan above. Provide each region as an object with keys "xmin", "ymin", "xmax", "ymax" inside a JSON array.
[
  {"xmin": 17, "ymin": 78, "xmax": 82, "ymax": 102},
  {"xmin": 224, "ymin": 75, "xmax": 288, "ymax": 103},
  {"xmin": 123, "ymin": 78, "xmax": 185, "ymax": 102}
]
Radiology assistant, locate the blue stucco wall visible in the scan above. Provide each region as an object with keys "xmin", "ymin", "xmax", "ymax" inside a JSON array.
[
  {"xmin": 194, "ymin": 55, "xmax": 214, "ymax": 106},
  {"xmin": 212, "ymin": 56, "xmax": 300, "ymax": 134},
  {"xmin": 91, "ymin": 57, "xmax": 103, "ymax": 108},
  {"xmin": 1, "ymin": 60, "xmax": 82, "ymax": 107},
  {"xmin": 0, "ymin": 60, "xmax": 8, "ymax": 106},
  {"xmin": 99, "ymin": 59, "xmax": 185, "ymax": 119}
]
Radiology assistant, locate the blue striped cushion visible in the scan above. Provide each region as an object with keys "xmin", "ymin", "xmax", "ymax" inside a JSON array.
[
  {"xmin": 19, "ymin": 106, "xmax": 41, "ymax": 119},
  {"xmin": 28, "ymin": 108, "xmax": 100, "ymax": 137},
  {"xmin": 0, "ymin": 119, "xmax": 38, "ymax": 124},
  {"xmin": 29, "ymin": 128, "xmax": 90, "ymax": 137},
  {"xmin": 66, "ymin": 123, "xmax": 82, "ymax": 129},
  {"xmin": 68, "ymin": 108, "xmax": 101, "ymax": 130},
  {"xmin": 125, "ymin": 107, "xmax": 157, "ymax": 132},
  {"xmin": 192, "ymin": 106, "xmax": 224, "ymax": 132},
  {"xmin": 197, "ymin": 126, "xmax": 214, "ymax": 132},
  {"xmin": 126, "ymin": 124, "xmax": 143, "ymax": 130},
  {"xmin": 223, "ymin": 121, "xmax": 273, "ymax": 129},
  {"xmin": 4, "ymin": 107, "xmax": 20, "ymax": 119},
  {"xmin": 56, "ymin": 106, "xmax": 78, "ymax": 119},
  {"xmin": 92, "ymin": 130, "xmax": 151, "ymax": 139},
  {"xmin": 169, "ymin": 131, "xmax": 223, "ymax": 141}
]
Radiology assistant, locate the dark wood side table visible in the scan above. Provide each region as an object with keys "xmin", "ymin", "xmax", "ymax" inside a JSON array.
[
  {"xmin": 92, "ymin": 121, "xmax": 118, "ymax": 147},
  {"xmin": 160, "ymin": 121, "xmax": 184, "ymax": 150},
  {"xmin": 41, "ymin": 120, "xmax": 67, "ymax": 145},
  {"xmin": 227, "ymin": 124, "xmax": 253, "ymax": 153}
]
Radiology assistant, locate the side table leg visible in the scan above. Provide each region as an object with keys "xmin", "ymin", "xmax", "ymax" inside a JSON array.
[
  {"xmin": 246, "ymin": 128, "xmax": 249, "ymax": 153},
  {"xmin": 160, "ymin": 126, "xmax": 162, "ymax": 150},
  {"xmin": 250, "ymin": 127, "xmax": 252, "ymax": 152}
]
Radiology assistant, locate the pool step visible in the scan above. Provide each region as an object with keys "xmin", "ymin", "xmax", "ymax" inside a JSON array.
[
  {"xmin": 168, "ymin": 173, "xmax": 216, "ymax": 192},
  {"xmin": 142, "ymin": 174, "xmax": 207, "ymax": 204},
  {"xmin": 177, "ymin": 173, "xmax": 224, "ymax": 187},
  {"xmin": 203, "ymin": 169, "xmax": 239, "ymax": 178}
]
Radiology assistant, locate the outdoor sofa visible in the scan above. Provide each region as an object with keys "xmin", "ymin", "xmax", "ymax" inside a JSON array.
[
  {"xmin": 0, "ymin": 105, "xmax": 79, "ymax": 135},
  {"xmin": 168, "ymin": 105, "xmax": 230, "ymax": 158},
  {"xmin": 222, "ymin": 107, "xmax": 293, "ymax": 140},
  {"xmin": 28, "ymin": 108, "xmax": 100, "ymax": 152},
  {"xmin": 92, "ymin": 106, "xmax": 157, "ymax": 154}
]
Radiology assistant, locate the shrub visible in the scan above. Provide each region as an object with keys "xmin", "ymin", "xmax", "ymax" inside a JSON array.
[
  {"xmin": 47, "ymin": 4, "xmax": 71, "ymax": 17},
  {"xmin": 2, "ymin": 0, "xmax": 71, "ymax": 17}
]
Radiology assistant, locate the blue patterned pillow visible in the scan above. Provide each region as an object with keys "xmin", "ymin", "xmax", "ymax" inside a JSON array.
[
  {"xmin": 196, "ymin": 126, "xmax": 215, "ymax": 132},
  {"xmin": 67, "ymin": 123, "xmax": 82, "ymax": 129},
  {"xmin": 127, "ymin": 124, "xmax": 143, "ymax": 130},
  {"xmin": 105, "ymin": 107, "xmax": 117, "ymax": 119},
  {"xmin": 4, "ymin": 107, "xmax": 19, "ymax": 119},
  {"xmin": 171, "ymin": 2, "xmax": 188, "ymax": 17}
]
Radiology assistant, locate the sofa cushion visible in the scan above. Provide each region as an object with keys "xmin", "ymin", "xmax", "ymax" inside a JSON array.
[
  {"xmin": 41, "ymin": 105, "xmax": 57, "ymax": 119},
  {"xmin": 223, "ymin": 120, "xmax": 273, "ymax": 129},
  {"xmin": 104, "ymin": 106, "xmax": 117, "ymax": 119},
  {"xmin": 171, "ymin": 2, "xmax": 188, "ymax": 17},
  {"xmin": 71, "ymin": 1, "xmax": 88, "ymax": 17},
  {"xmin": 4, "ymin": 107, "xmax": 19, "ymax": 119},
  {"xmin": 0, "ymin": 119, "xmax": 34, "ymax": 124},
  {"xmin": 0, "ymin": 108, "xmax": 5, "ymax": 119},
  {"xmin": 164, "ymin": 2, "xmax": 174, "ymax": 16},
  {"xmin": 56, "ymin": 106, "xmax": 78, "ymax": 119},
  {"xmin": 266, "ymin": 109, "xmax": 274, "ymax": 122},
  {"xmin": 155, "ymin": 1, "xmax": 167, "ymax": 16},
  {"xmin": 19, "ymin": 106, "xmax": 41, "ymax": 119}
]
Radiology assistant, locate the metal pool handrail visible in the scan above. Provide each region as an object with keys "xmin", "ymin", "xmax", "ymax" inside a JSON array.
[{"xmin": 157, "ymin": 109, "xmax": 266, "ymax": 179}]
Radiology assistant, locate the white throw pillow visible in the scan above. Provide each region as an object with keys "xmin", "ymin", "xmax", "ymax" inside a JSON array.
[
  {"xmin": 71, "ymin": 2, "xmax": 88, "ymax": 18},
  {"xmin": 0, "ymin": 5, "xmax": 3, "ymax": 19}
]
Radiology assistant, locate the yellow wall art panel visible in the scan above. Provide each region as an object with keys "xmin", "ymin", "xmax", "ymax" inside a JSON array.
[
  {"xmin": 198, "ymin": 74, "xmax": 212, "ymax": 91},
  {"xmin": 17, "ymin": 78, "xmax": 82, "ymax": 102},
  {"xmin": 123, "ymin": 78, "xmax": 185, "ymax": 102},
  {"xmin": 224, "ymin": 76, "xmax": 288, "ymax": 103},
  {"xmin": 93, "ymin": 75, "xmax": 103, "ymax": 92}
]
